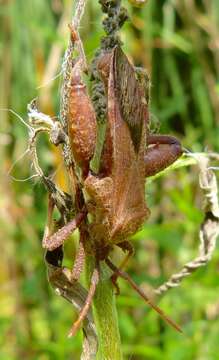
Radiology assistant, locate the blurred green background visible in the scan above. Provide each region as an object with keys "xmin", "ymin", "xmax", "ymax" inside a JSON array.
[{"xmin": 1, "ymin": 0, "xmax": 219, "ymax": 359}]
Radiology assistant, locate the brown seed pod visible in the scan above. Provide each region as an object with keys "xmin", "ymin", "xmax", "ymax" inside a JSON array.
[{"xmin": 68, "ymin": 61, "xmax": 97, "ymax": 172}]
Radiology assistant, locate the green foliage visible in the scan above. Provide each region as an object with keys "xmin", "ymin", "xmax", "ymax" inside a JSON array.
[{"xmin": 0, "ymin": 0, "xmax": 219, "ymax": 359}]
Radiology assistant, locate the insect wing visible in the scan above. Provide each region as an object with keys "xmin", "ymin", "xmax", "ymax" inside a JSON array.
[
  {"xmin": 113, "ymin": 46, "xmax": 149, "ymax": 153},
  {"xmin": 105, "ymin": 46, "xmax": 149, "ymax": 239}
]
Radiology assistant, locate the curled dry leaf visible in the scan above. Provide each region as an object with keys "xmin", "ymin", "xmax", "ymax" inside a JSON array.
[{"xmin": 45, "ymin": 249, "xmax": 98, "ymax": 359}]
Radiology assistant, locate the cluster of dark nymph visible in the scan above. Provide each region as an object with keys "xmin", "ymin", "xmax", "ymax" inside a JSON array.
[{"xmin": 42, "ymin": 0, "xmax": 183, "ymax": 338}]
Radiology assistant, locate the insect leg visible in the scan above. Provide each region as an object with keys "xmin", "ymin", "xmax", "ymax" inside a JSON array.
[
  {"xmin": 111, "ymin": 241, "xmax": 134, "ymax": 295},
  {"xmin": 105, "ymin": 258, "xmax": 182, "ymax": 333},
  {"xmin": 68, "ymin": 266, "xmax": 100, "ymax": 337},
  {"xmin": 42, "ymin": 209, "xmax": 87, "ymax": 251},
  {"xmin": 145, "ymin": 134, "xmax": 182, "ymax": 177},
  {"xmin": 70, "ymin": 240, "xmax": 86, "ymax": 282}
]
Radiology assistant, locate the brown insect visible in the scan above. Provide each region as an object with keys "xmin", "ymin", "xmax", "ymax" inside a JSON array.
[{"xmin": 43, "ymin": 45, "xmax": 182, "ymax": 336}]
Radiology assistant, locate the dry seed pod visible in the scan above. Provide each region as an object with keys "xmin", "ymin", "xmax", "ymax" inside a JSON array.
[{"xmin": 68, "ymin": 61, "xmax": 97, "ymax": 172}]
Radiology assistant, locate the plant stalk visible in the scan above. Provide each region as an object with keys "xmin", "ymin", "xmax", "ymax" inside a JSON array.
[{"xmin": 85, "ymin": 256, "xmax": 123, "ymax": 360}]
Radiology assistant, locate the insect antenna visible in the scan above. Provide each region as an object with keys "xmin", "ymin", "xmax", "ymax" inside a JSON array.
[{"xmin": 105, "ymin": 258, "xmax": 182, "ymax": 333}]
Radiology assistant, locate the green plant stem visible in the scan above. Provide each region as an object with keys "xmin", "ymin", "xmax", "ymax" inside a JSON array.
[
  {"xmin": 86, "ymin": 117, "xmax": 123, "ymax": 359},
  {"xmin": 85, "ymin": 256, "xmax": 123, "ymax": 360}
]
